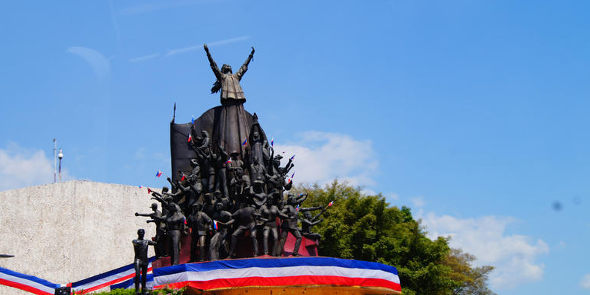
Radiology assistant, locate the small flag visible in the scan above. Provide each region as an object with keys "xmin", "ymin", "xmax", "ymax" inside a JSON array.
[
  {"xmin": 299, "ymin": 193, "xmax": 304, "ymax": 197},
  {"xmin": 225, "ymin": 158, "xmax": 232, "ymax": 164},
  {"xmin": 138, "ymin": 185, "xmax": 143, "ymax": 189},
  {"xmin": 288, "ymin": 178, "xmax": 292, "ymax": 183},
  {"xmin": 183, "ymin": 217, "xmax": 187, "ymax": 225},
  {"xmin": 328, "ymin": 201, "xmax": 334, "ymax": 207},
  {"xmin": 291, "ymin": 172, "xmax": 295, "ymax": 178},
  {"xmin": 191, "ymin": 116, "xmax": 195, "ymax": 124},
  {"xmin": 290, "ymin": 155, "xmax": 295, "ymax": 161},
  {"xmin": 156, "ymin": 170, "xmax": 163, "ymax": 177},
  {"xmin": 296, "ymin": 205, "xmax": 300, "ymax": 211},
  {"xmin": 213, "ymin": 220, "xmax": 218, "ymax": 230},
  {"xmin": 181, "ymin": 174, "xmax": 186, "ymax": 181},
  {"xmin": 188, "ymin": 133, "xmax": 192, "ymax": 142},
  {"xmin": 271, "ymin": 137, "xmax": 274, "ymax": 147},
  {"xmin": 242, "ymin": 138, "xmax": 247, "ymax": 146},
  {"xmin": 147, "ymin": 188, "xmax": 152, "ymax": 194}
]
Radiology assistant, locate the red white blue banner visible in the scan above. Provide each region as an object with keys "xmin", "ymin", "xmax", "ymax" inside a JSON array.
[
  {"xmin": 0, "ymin": 266, "xmax": 60, "ymax": 295},
  {"xmin": 71, "ymin": 257, "xmax": 155, "ymax": 294},
  {"xmin": 110, "ymin": 273, "xmax": 154, "ymax": 290},
  {"xmin": 153, "ymin": 257, "xmax": 401, "ymax": 292}
]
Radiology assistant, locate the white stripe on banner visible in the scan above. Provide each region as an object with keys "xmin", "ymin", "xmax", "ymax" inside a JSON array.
[
  {"xmin": 72, "ymin": 261, "xmax": 153, "ymax": 292},
  {"xmin": 155, "ymin": 265, "xmax": 399, "ymax": 286},
  {"xmin": 0, "ymin": 272, "xmax": 56, "ymax": 294}
]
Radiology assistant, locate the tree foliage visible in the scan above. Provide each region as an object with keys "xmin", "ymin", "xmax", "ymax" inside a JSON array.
[{"xmin": 293, "ymin": 181, "xmax": 495, "ymax": 295}]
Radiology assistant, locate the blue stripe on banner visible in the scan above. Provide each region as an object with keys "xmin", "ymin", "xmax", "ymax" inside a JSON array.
[
  {"xmin": 153, "ymin": 257, "xmax": 398, "ymax": 277},
  {"xmin": 71, "ymin": 257, "xmax": 156, "ymax": 288},
  {"xmin": 0, "ymin": 266, "xmax": 60, "ymax": 289},
  {"xmin": 110, "ymin": 273, "xmax": 154, "ymax": 290}
]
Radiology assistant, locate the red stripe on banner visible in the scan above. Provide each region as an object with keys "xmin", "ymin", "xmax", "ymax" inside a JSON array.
[
  {"xmin": 77, "ymin": 267, "xmax": 153, "ymax": 294},
  {"xmin": 156, "ymin": 276, "xmax": 401, "ymax": 292},
  {"xmin": 0, "ymin": 277, "xmax": 53, "ymax": 295}
]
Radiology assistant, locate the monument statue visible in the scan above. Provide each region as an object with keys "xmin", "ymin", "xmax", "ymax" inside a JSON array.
[
  {"xmin": 135, "ymin": 203, "xmax": 165, "ymax": 258},
  {"xmin": 187, "ymin": 203, "xmax": 212, "ymax": 262},
  {"xmin": 147, "ymin": 45, "xmax": 329, "ymax": 266},
  {"xmin": 204, "ymin": 44, "xmax": 254, "ymax": 104},
  {"xmin": 132, "ymin": 229, "xmax": 156, "ymax": 295}
]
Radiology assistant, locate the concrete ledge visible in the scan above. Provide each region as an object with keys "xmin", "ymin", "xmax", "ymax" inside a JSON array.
[{"xmin": 0, "ymin": 181, "xmax": 157, "ymax": 294}]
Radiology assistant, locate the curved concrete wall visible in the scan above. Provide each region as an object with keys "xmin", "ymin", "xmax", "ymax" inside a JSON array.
[{"xmin": 0, "ymin": 181, "xmax": 157, "ymax": 294}]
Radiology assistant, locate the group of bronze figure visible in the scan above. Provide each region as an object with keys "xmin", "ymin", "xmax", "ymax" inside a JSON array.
[
  {"xmin": 131, "ymin": 44, "xmax": 330, "ymax": 294},
  {"xmin": 135, "ymin": 126, "xmax": 329, "ymax": 265}
]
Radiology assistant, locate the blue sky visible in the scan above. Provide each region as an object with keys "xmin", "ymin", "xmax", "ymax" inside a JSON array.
[{"xmin": 1, "ymin": 1, "xmax": 590, "ymax": 293}]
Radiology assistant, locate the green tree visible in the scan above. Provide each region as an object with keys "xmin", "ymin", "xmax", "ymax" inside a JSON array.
[
  {"xmin": 445, "ymin": 248, "xmax": 496, "ymax": 295},
  {"xmin": 293, "ymin": 180, "xmax": 494, "ymax": 295}
]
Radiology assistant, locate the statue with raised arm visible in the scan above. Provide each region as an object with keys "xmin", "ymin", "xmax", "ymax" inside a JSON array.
[
  {"xmin": 135, "ymin": 203, "xmax": 165, "ymax": 258},
  {"xmin": 301, "ymin": 211, "xmax": 323, "ymax": 240},
  {"xmin": 133, "ymin": 229, "xmax": 156, "ymax": 295},
  {"xmin": 204, "ymin": 44, "xmax": 255, "ymax": 105}
]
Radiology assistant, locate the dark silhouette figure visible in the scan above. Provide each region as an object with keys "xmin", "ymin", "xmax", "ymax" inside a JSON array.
[
  {"xmin": 135, "ymin": 203, "xmax": 165, "ymax": 258},
  {"xmin": 301, "ymin": 211, "xmax": 323, "ymax": 240},
  {"xmin": 204, "ymin": 44, "xmax": 254, "ymax": 104},
  {"xmin": 209, "ymin": 202, "xmax": 234, "ymax": 260},
  {"xmin": 260, "ymin": 197, "xmax": 280, "ymax": 256},
  {"xmin": 132, "ymin": 229, "xmax": 156, "ymax": 295},
  {"xmin": 229, "ymin": 205, "xmax": 259, "ymax": 258},
  {"xmin": 166, "ymin": 204, "xmax": 185, "ymax": 265},
  {"xmin": 278, "ymin": 195, "xmax": 322, "ymax": 256},
  {"xmin": 187, "ymin": 203, "xmax": 212, "ymax": 262}
]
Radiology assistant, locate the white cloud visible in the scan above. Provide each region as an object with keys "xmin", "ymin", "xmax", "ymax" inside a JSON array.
[
  {"xmin": 129, "ymin": 53, "xmax": 160, "ymax": 63},
  {"xmin": 410, "ymin": 196, "xmax": 425, "ymax": 207},
  {"xmin": 580, "ymin": 274, "xmax": 590, "ymax": 289},
  {"xmin": 274, "ymin": 131, "xmax": 378, "ymax": 188},
  {"xmin": 421, "ymin": 212, "xmax": 549, "ymax": 290},
  {"xmin": 0, "ymin": 143, "xmax": 71, "ymax": 191},
  {"xmin": 385, "ymin": 192, "xmax": 400, "ymax": 201},
  {"xmin": 66, "ymin": 46, "xmax": 111, "ymax": 80}
]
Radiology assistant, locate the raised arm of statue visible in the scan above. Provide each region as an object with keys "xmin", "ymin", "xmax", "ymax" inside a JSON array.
[
  {"xmin": 204, "ymin": 44, "xmax": 221, "ymax": 80},
  {"xmin": 236, "ymin": 47, "xmax": 255, "ymax": 80},
  {"xmin": 299, "ymin": 206, "xmax": 322, "ymax": 213}
]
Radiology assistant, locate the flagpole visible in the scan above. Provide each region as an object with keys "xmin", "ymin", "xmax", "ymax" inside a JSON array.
[{"xmin": 53, "ymin": 139, "xmax": 57, "ymax": 183}]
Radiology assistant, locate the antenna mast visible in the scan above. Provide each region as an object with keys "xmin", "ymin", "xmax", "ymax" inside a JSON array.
[{"xmin": 53, "ymin": 139, "xmax": 57, "ymax": 183}]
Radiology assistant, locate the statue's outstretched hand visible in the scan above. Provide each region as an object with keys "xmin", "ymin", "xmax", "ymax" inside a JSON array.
[
  {"xmin": 251, "ymin": 47, "xmax": 255, "ymax": 53},
  {"xmin": 204, "ymin": 44, "xmax": 209, "ymax": 52}
]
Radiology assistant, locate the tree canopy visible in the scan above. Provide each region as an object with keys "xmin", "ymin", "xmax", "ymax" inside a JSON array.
[{"xmin": 293, "ymin": 181, "xmax": 495, "ymax": 295}]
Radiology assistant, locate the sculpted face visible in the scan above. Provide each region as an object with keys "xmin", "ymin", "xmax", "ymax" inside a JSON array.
[
  {"xmin": 137, "ymin": 229, "xmax": 145, "ymax": 239},
  {"xmin": 221, "ymin": 64, "xmax": 232, "ymax": 74}
]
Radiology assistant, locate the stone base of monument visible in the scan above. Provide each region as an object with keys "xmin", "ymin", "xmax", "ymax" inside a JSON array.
[{"xmin": 152, "ymin": 257, "xmax": 401, "ymax": 295}]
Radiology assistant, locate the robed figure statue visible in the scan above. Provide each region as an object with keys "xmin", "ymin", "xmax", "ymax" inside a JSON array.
[{"xmin": 203, "ymin": 44, "xmax": 255, "ymax": 159}]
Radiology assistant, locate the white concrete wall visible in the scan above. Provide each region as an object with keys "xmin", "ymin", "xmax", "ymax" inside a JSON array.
[{"xmin": 0, "ymin": 181, "xmax": 157, "ymax": 294}]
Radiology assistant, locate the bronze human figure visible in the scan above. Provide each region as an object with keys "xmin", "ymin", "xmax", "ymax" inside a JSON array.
[
  {"xmin": 135, "ymin": 203, "xmax": 165, "ymax": 258},
  {"xmin": 260, "ymin": 197, "xmax": 280, "ymax": 256},
  {"xmin": 209, "ymin": 201, "xmax": 233, "ymax": 260},
  {"xmin": 204, "ymin": 44, "xmax": 254, "ymax": 105},
  {"xmin": 132, "ymin": 229, "xmax": 156, "ymax": 295},
  {"xmin": 187, "ymin": 203, "xmax": 212, "ymax": 262},
  {"xmin": 166, "ymin": 204, "xmax": 185, "ymax": 265},
  {"xmin": 229, "ymin": 205, "xmax": 259, "ymax": 258}
]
